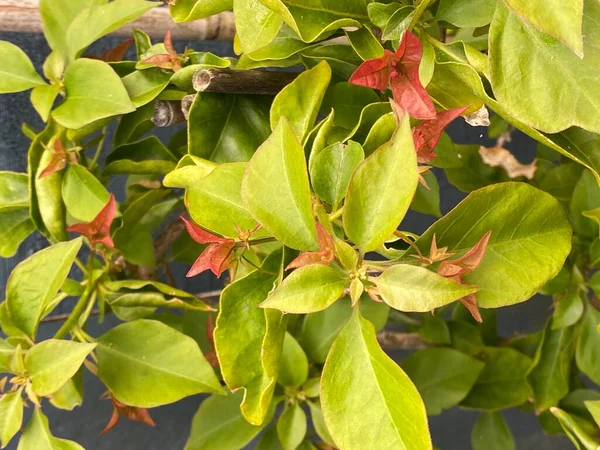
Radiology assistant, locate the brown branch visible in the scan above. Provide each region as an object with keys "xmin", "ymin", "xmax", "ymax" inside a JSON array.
[
  {"xmin": 0, "ymin": 0, "xmax": 236, "ymax": 40},
  {"xmin": 181, "ymin": 94, "xmax": 196, "ymax": 121},
  {"xmin": 376, "ymin": 331, "xmax": 430, "ymax": 350},
  {"xmin": 193, "ymin": 69, "xmax": 299, "ymax": 95},
  {"xmin": 154, "ymin": 218, "xmax": 186, "ymax": 261},
  {"xmin": 153, "ymin": 101, "xmax": 186, "ymax": 128}
]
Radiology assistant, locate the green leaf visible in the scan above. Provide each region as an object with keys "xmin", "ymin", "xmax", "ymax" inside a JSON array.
[
  {"xmin": 163, "ymin": 155, "xmax": 215, "ymax": 189},
  {"xmin": 504, "ymin": 0, "xmax": 584, "ymax": 56},
  {"xmin": 406, "ymin": 183, "xmax": 571, "ymax": 308},
  {"xmin": 256, "ymin": 426, "xmax": 284, "ymax": 450},
  {"xmin": 185, "ymin": 391, "xmax": 269, "ymax": 450},
  {"xmin": 0, "ymin": 41, "xmax": 45, "ymax": 93},
  {"xmin": 0, "ymin": 172, "xmax": 29, "ymax": 213},
  {"xmin": 187, "ymin": 162, "xmax": 260, "ymax": 238},
  {"xmin": 34, "ymin": 146, "xmax": 68, "ymax": 242},
  {"xmin": 234, "ymin": 0, "xmax": 282, "ymax": 53},
  {"xmin": 214, "ymin": 266, "xmax": 286, "ymax": 425},
  {"xmin": 7, "ymin": 239, "xmax": 82, "ymax": 339},
  {"xmin": 258, "ymin": 0, "xmax": 366, "ymax": 42},
  {"xmin": 300, "ymin": 298, "xmax": 388, "ymax": 363},
  {"xmin": 321, "ymin": 309, "xmax": 431, "ymax": 450},
  {"xmin": 62, "ymin": 164, "xmax": 110, "ymax": 222},
  {"xmin": 242, "ymin": 118, "xmax": 317, "ymax": 250},
  {"xmin": 552, "ymin": 291, "xmax": 584, "ymax": 329},
  {"xmin": 343, "ymin": 114, "xmax": 418, "ymax": 252},
  {"xmin": 471, "ymin": 412, "xmax": 515, "ymax": 450},
  {"xmin": 104, "ymin": 136, "xmax": 177, "ymax": 175},
  {"xmin": 374, "ymin": 264, "xmax": 478, "ymax": 312},
  {"xmin": 278, "ymin": 333, "xmax": 309, "ymax": 387},
  {"xmin": 310, "ymin": 141, "xmax": 364, "ymax": 206},
  {"xmin": 345, "ymin": 26, "xmax": 384, "ymax": 60},
  {"xmin": 49, "ymin": 368, "xmax": 83, "ymax": 411},
  {"xmin": 461, "ymin": 347, "xmax": 532, "ymax": 410},
  {"xmin": 25, "ymin": 340, "xmax": 95, "ymax": 397},
  {"xmin": 308, "ymin": 401, "xmax": 335, "ymax": 446},
  {"xmin": 381, "ymin": 6, "xmax": 415, "ymax": 41},
  {"xmin": 277, "ymin": 404, "xmax": 307, "ymax": 450},
  {"xmin": 260, "ymin": 265, "xmax": 346, "ymax": 314},
  {"xmin": 97, "ymin": 319, "xmax": 223, "ymax": 407},
  {"xmin": 436, "ymin": 0, "xmax": 496, "ymax": 27},
  {"xmin": 320, "ymin": 82, "xmax": 380, "ymax": 131},
  {"xmin": 411, "ymin": 171, "xmax": 441, "ymax": 217},
  {"xmin": 122, "ymin": 69, "xmax": 171, "ymax": 107},
  {"xmin": 585, "ymin": 400, "xmax": 600, "ymax": 427},
  {"xmin": 188, "ymin": 93, "xmax": 271, "ymax": 163},
  {"xmin": 419, "ymin": 314, "xmax": 451, "ymax": 345},
  {"xmin": 550, "ymin": 407, "xmax": 599, "ymax": 450},
  {"xmin": 270, "ymin": 61, "xmax": 331, "ymax": 143},
  {"xmin": 114, "ymin": 101, "xmax": 155, "ymax": 147},
  {"xmin": 489, "ymin": 1, "xmax": 600, "ymax": 134},
  {"xmin": 30, "ymin": 84, "xmax": 61, "ymax": 122},
  {"xmin": 576, "ymin": 306, "xmax": 600, "ymax": 386},
  {"xmin": 170, "ymin": 0, "xmax": 233, "ymax": 22},
  {"xmin": 570, "ymin": 170, "xmax": 600, "ymax": 239},
  {"xmin": 0, "ymin": 390, "xmax": 23, "ymax": 449},
  {"xmin": 52, "ymin": 59, "xmax": 134, "ymax": 130},
  {"xmin": 0, "ymin": 209, "xmax": 35, "ymax": 259},
  {"xmin": 449, "ymin": 320, "xmax": 484, "ymax": 356},
  {"xmin": 402, "ymin": 347, "xmax": 484, "ymax": 416},
  {"xmin": 66, "ymin": 0, "xmax": 157, "ymax": 61},
  {"xmin": 17, "ymin": 408, "xmax": 83, "ymax": 450}
]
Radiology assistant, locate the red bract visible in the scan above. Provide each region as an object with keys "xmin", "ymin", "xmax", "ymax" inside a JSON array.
[
  {"xmin": 413, "ymin": 106, "xmax": 469, "ymax": 163},
  {"xmin": 100, "ymin": 393, "xmax": 156, "ymax": 435},
  {"xmin": 93, "ymin": 38, "xmax": 134, "ymax": 63},
  {"xmin": 67, "ymin": 194, "xmax": 117, "ymax": 248},
  {"xmin": 349, "ymin": 31, "xmax": 436, "ymax": 120},
  {"xmin": 437, "ymin": 231, "xmax": 492, "ymax": 323},
  {"xmin": 182, "ymin": 217, "xmax": 236, "ymax": 278},
  {"xmin": 286, "ymin": 223, "xmax": 335, "ymax": 270},
  {"xmin": 140, "ymin": 30, "xmax": 182, "ymax": 72},
  {"xmin": 39, "ymin": 138, "xmax": 72, "ymax": 179}
]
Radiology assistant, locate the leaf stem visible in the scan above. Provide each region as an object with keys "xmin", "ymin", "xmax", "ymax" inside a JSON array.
[
  {"xmin": 409, "ymin": 0, "xmax": 438, "ymax": 30},
  {"xmin": 328, "ymin": 207, "xmax": 344, "ymax": 221},
  {"xmin": 89, "ymin": 126, "xmax": 108, "ymax": 170}
]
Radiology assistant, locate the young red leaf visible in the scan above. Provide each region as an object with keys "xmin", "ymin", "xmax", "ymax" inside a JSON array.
[
  {"xmin": 67, "ymin": 193, "xmax": 117, "ymax": 248},
  {"xmin": 349, "ymin": 31, "xmax": 436, "ymax": 119},
  {"xmin": 98, "ymin": 38, "xmax": 134, "ymax": 63},
  {"xmin": 187, "ymin": 241, "xmax": 236, "ymax": 278},
  {"xmin": 164, "ymin": 30, "xmax": 177, "ymax": 58},
  {"xmin": 101, "ymin": 394, "xmax": 156, "ymax": 435},
  {"xmin": 140, "ymin": 53, "xmax": 177, "ymax": 70},
  {"xmin": 182, "ymin": 216, "xmax": 230, "ymax": 244},
  {"xmin": 413, "ymin": 106, "xmax": 469, "ymax": 163},
  {"xmin": 39, "ymin": 138, "xmax": 69, "ymax": 179},
  {"xmin": 459, "ymin": 294, "xmax": 483, "ymax": 323},
  {"xmin": 286, "ymin": 223, "xmax": 335, "ymax": 269}
]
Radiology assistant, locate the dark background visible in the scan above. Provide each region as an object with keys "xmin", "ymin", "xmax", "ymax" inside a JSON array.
[{"xmin": 0, "ymin": 32, "xmax": 571, "ymax": 449}]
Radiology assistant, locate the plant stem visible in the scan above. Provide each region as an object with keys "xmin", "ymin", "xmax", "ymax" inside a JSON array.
[
  {"xmin": 89, "ymin": 126, "xmax": 107, "ymax": 169},
  {"xmin": 328, "ymin": 207, "xmax": 344, "ymax": 221},
  {"xmin": 409, "ymin": 0, "xmax": 438, "ymax": 30}
]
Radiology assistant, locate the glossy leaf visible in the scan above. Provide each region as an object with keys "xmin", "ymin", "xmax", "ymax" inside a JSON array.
[
  {"xmin": 17, "ymin": 408, "xmax": 83, "ymax": 449},
  {"xmin": 187, "ymin": 162, "xmax": 260, "ymax": 239},
  {"xmin": 234, "ymin": 0, "xmax": 282, "ymax": 53},
  {"xmin": 310, "ymin": 141, "xmax": 364, "ymax": 206},
  {"xmin": 461, "ymin": 347, "xmax": 533, "ymax": 410},
  {"xmin": 570, "ymin": 170, "xmax": 600, "ymax": 239},
  {"xmin": 0, "ymin": 41, "xmax": 45, "ymax": 93},
  {"xmin": 0, "ymin": 172, "xmax": 34, "ymax": 258},
  {"xmin": 121, "ymin": 69, "xmax": 171, "ymax": 107},
  {"xmin": 375, "ymin": 264, "xmax": 478, "ymax": 313},
  {"xmin": 104, "ymin": 136, "xmax": 177, "ymax": 175},
  {"xmin": 436, "ymin": 0, "xmax": 496, "ymax": 27},
  {"xmin": 30, "ymin": 84, "xmax": 60, "ymax": 122},
  {"xmin": 242, "ymin": 118, "xmax": 317, "ymax": 250},
  {"xmin": 170, "ymin": 0, "xmax": 233, "ymax": 22},
  {"xmin": 411, "ymin": 171, "xmax": 441, "ymax": 217},
  {"xmin": 97, "ymin": 319, "xmax": 223, "ymax": 407},
  {"xmin": 407, "ymin": 183, "xmax": 571, "ymax": 308},
  {"xmin": 52, "ymin": 59, "xmax": 135, "ymax": 130},
  {"xmin": 0, "ymin": 391, "xmax": 23, "ymax": 449},
  {"xmin": 489, "ymin": 1, "xmax": 600, "ymax": 134},
  {"xmin": 25, "ymin": 340, "xmax": 95, "ymax": 396},
  {"xmin": 260, "ymin": 265, "xmax": 346, "ymax": 314},
  {"xmin": 277, "ymin": 404, "xmax": 307, "ymax": 450},
  {"xmin": 214, "ymin": 265, "xmax": 286, "ymax": 425},
  {"xmin": 576, "ymin": 306, "xmax": 600, "ymax": 386},
  {"xmin": 278, "ymin": 333, "xmax": 309, "ymax": 388},
  {"xmin": 185, "ymin": 391, "xmax": 268, "ymax": 450},
  {"xmin": 343, "ymin": 113, "xmax": 418, "ymax": 252},
  {"xmin": 188, "ymin": 93, "xmax": 271, "ymax": 163},
  {"xmin": 345, "ymin": 26, "xmax": 384, "ymax": 61},
  {"xmin": 320, "ymin": 82, "xmax": 380, "ymax": 130},
  {"xmin": 552, "ymin": 291, "xmax": 584, "ymax": 330},
  {"xmin": 321, "ymin": 309, "xmax": 432, "ymax": 450},
  {"xmin": 62, "ymin": 164, "xmax": 110, "ymax": 222},
  {"xmin": 270, "ymin": 61, "xmax": 331, "ymax": 143},
  {"xmin": 471, "ymin": 412, "xmax": 515, "ymax": 450},
  {"xmin": 402, "ymin": 348, "xmax": 484, "ymax": 415},
  {"xmin": 7, "ymin": 238, "xmax": 81, "ymax": 338}
]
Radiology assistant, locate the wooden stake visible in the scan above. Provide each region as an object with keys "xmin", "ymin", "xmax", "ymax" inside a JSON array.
[
  {"xmin": 153, "ymin": 100, "xmax": 186, "ymax": 127},
  {"xmin": 0, "ymin": 0, "xmax": 235, "ymax": 41},
  {"xmin": 193, "ymin": 68, "xmax": 299, "ymax": 95}
]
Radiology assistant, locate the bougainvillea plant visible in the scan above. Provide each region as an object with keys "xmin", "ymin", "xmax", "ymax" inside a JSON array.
[{"xmin": 1, "ymin": 0, "xmax": 600, "ymax": 449}]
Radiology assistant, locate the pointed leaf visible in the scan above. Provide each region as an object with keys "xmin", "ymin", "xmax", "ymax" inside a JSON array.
[
  {"xmin": 242, "ymin": 118, "xmax": 317, "ymax": 250},
  {"xmin": 7, "ymin": 239, "xmax": 82, "ymax": 338},
  {"xmin": 62, "ymin": 164, "xmax": 110, "ymax": 222},
  {"xmin": 97, "ymin": 319, "xmax": 223, "ymax": 407},
  {"xmin": 343, "ymin": 113, "xmax": 418, "ymax": 252},
  {"xmin": 277, "ymin": 404, "xmax": 307, "ymax": 450},
  {"xmin": 278, "ymin": 333, "xmax": 309, "ymax": 388},
  {"xmin": 170, "ymin": 0, "xmax": 233, "ymax": 22},
  {"xmin": 17, "ymin": 408, "xmax": 83, "ymax": 450},
  {"xmin": 25, "ymin": 340, "xmax": 96, "ymax": 396},
  {"xmin": 234, "ymin": 0, "xmax": 282, "ymax": 53},
  {"xmin": 0, "ymin": 41, "xmax": 45, "ymax": 93},
  {"xmin": 576, "ymin": 306, "xmax": 600, "ymax": 386},
  {"xmin": 471, "ymin": 412, "xmax": 515, "ymax": 450},
  {"xmin": 0, "ymin": 391, "xmax": 23, "ymax": 449},
  {"xmin": 321, "ymin": 309, "xmax": 432, "ymax": 450}
]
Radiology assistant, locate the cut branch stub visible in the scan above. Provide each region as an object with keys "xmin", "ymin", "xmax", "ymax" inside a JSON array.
[
  {"xmin": 153, "ymin": 100, "xmax": 186, "ymax": 127},
  {"xmin": 181, "ymin": 94, "xmax": 196, "ymax": 120},
  {"xmin": 192, "ymin": 68, "xmax": 299, "ymax": 95}
]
